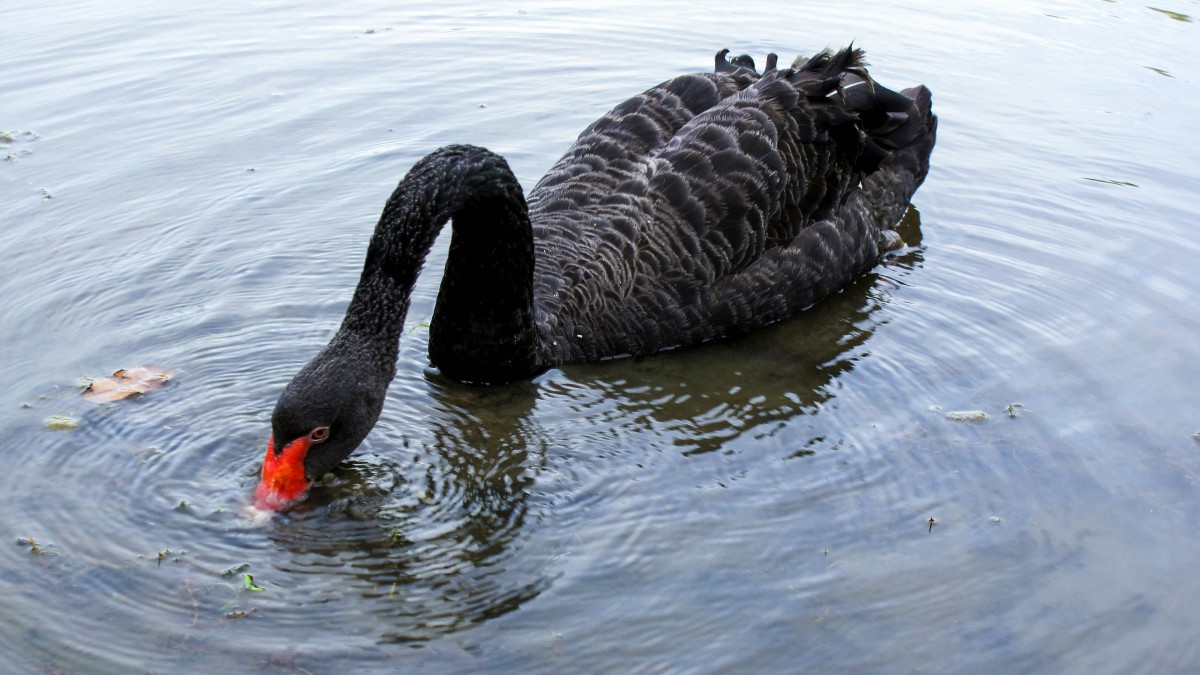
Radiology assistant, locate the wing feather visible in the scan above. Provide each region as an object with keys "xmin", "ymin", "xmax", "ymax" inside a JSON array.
[{"xmin": 527, "ymin": 47, "xmax": 936, "ymax": 363}]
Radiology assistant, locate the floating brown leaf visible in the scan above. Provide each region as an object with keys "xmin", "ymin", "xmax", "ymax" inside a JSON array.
[{"xmin": 82, "ymin": 366, "xmax": 175, "ymax": 403}]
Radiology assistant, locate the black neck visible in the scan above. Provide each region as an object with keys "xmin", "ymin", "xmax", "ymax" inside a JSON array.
[{"xmin": 338, "ymin": 145, "xmax": 540, "ymax": 384}]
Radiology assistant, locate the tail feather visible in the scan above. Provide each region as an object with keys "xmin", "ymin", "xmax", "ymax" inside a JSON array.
[
  {"xmin": 860, "ymin": 84, "xmax": 937, "ymax": 226},
  {"xmin": 708, "ymin": 44, "xmax": 936, "ymax": 223},
  {"xmin": 792, "ymin": 45, "xmax": 867, "ymax": 75}
]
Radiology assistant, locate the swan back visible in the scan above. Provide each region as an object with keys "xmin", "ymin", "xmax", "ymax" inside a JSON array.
[{"xmin": 526, "ymin": 47, "xmax": 937, "ymax": 364}]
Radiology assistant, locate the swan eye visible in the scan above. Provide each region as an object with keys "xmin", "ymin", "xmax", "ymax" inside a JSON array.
[{"xmin": 309, "ymin": 426, "xmax": 330, "ymax": 443}]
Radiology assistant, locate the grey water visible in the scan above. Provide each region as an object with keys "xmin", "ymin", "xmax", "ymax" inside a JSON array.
[{"xmin": 2, "ymin": 0, "xmax": 1198, "ymax": 671}]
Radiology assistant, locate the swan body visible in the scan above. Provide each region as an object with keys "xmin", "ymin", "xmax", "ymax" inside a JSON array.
[{"xmin": 255, "ymin": 46, "xmax": 937, "ymax": 510}]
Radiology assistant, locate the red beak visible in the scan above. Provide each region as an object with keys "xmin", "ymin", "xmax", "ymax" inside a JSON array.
[{"xmin": 254, "ymin": 435, "xmax": 312, "ymax": 511}]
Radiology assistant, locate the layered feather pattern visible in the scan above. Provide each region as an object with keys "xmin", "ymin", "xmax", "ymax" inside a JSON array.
[{"xmin": 523, "ymin": 46, "xmax": 937, "ymax": 365}]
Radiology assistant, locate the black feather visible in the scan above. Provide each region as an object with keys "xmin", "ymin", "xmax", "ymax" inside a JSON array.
[{"xmin": 267, "ymin": 45, "xmax": 938, "ymax": 491}]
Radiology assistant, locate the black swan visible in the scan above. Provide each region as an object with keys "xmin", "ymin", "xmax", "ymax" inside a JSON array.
[{"xmin": 254, "ymin": 46, "xmax": 937, "ymax": 511}]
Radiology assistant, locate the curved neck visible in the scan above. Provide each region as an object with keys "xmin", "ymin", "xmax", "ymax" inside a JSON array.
[{"xmin": 338, "ymin": 145, "xmax": 539, "ymax": 383}]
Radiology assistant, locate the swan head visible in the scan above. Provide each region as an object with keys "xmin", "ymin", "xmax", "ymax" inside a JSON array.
[{"xmin": 254, "ymin": 341, "xmax": 391, "ymax": 511}]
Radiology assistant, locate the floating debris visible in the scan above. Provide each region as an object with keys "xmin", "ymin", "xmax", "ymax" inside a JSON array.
[
  {"xmin": 946, "ymin": 410, "xmax": 987, "ymax": 422},
  {"xmin": 217, "ymin": 571, "xmax": 267, "ymax": 614},
  {"xmin": 222, "ymin": 563, "xmax": 251, "ymax": 578},
  {"xmin": 1, "ymin": 129, "xmax": 39, "ymax": 157},
  {"xmin": 989, "ymin": 516, "xmax": 1002, "ymax": 525},
  {"xmin": 404, "ymin": 319, "xmax": 431, "ymax": 337},
  {"xmin": 0, "ymin": 131, "xmax": 37, "ymax": 144},
  {"xmin": 1148, "ymin": 7, "xmax": 1191, "ymax": 22},
  {"xmin": 1083, "ymin": 176, "xmax": 1139, "ymax": 188},
  {"xmin": 82, "ymin": 366, "xmax": 175, "ymax": 403},
  {"xmin": 44, "ymin": 415, "xmax": 79, "ymax": 430},
  {"xmin": 1007, "ymin": 403, "xmax": 1024, "ymax": 418},
  {"xmin": 927, "ymin": 517, "xmax": 936, "ymax": 533},
  {"xmin": 2, "ymin": 132, "xmax": 37, "ymax": 162},
  {"xmin": 16, "ymin": 535, "xmax": 44, "ymax": 554}
]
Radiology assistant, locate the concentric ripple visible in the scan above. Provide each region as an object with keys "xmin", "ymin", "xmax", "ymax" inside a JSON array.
[{"xmin": 4, "ymin": 0, "xmax": 1200, "ymax": 672}]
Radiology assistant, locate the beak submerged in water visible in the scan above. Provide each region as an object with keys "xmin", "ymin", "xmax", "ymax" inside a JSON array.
[{"xmin": 254, "ymin": 435, "xmax": 312, "ymax": 511}]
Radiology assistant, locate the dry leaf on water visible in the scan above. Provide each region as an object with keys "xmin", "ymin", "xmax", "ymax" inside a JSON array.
[{"xmin": 82, "ymin": 366, "xmax": 175, "ymax": 403}]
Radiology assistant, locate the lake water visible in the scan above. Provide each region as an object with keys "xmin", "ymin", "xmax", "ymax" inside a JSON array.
[{"xmin": 3, "ymin": 0, "xmax": 1198, "ymax": 671}]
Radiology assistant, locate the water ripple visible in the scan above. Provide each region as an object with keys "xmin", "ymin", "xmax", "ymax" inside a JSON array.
[{"xmin": 4, "ymin": 0, "xmax": 1200, "ymax": 672}]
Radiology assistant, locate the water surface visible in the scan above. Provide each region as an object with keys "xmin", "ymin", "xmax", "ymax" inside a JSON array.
[{"xmin": 2, "ymin": 0, "xmax": 1199, "ymax": 671}]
